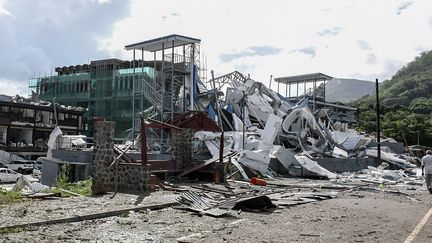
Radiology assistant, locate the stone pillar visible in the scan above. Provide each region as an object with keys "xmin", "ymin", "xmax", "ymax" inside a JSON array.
[
  {"xmin": 92, "ymin": 120, "xmax": 150, "ymax": 194},
  {"xmin": 172, "ymin": 128, "xmax": 193, "ymax": 169},
  {"xmin": 117, "ymin": 164, "xmax": 150, "ymax": 193},
  {"xmin": 92, "ymin": 121, "xmax": 116, "ymax": 194}
]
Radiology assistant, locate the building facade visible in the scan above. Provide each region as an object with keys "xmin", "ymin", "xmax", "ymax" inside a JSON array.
[
  {"xmin": 29, "ymin": 58, "xmax": 155, "ymax": 137},
  {"xmin": 30, "ymin": 34, "xmax": 203, "ymax": 141},
  {"xmin": 0, "ymin": 95, "xmax": 84, "ymax": 158}
]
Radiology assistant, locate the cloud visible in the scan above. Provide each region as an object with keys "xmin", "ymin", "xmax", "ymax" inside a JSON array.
[
  {"xmin": 0, "ymin": 79, "xmax": 27, "ymax": 96},
  {"xmin": 219, "ymin": 45, "xmax": 282, "ymax": 62},
  {"xmin": 366, "ymin": 53, "xmax": 377, "ymax": 64},
  {"xmin": 295, "ymin": 47, "xmax": 316, "ymax": 58},
  {"xmin": 357, "ymin": 40, "xmax": 372, "ymax": 50},
  {"xmin": 0, "ymin": 1, "xmax": 12, "ymax": 17},
  {"xmin": 317, "ymin": 27, "xmax": 343, "ymax": 36},
  {"xmin": 0, "ymin": 0, "xmax": 131, "ymax": 95},
  {"xmin": 396, "ymin": 1, "xmax": 413, "ymax": 15}
]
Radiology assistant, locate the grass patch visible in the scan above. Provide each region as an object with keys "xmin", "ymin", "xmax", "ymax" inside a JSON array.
[
  {"xmin": 0, "ymin": 189, "xmax": 22, "ymax": 205},
  {"xmin": 0, "ymin": 226, "xmax": 26, "ymax": 234},
  {"xmin": 50, "ymin": 177, "xmax": 93, "ymax": 197},
  {"xmin": 49, "ymin": 164, "xmax": 93, "ymax": 196}
]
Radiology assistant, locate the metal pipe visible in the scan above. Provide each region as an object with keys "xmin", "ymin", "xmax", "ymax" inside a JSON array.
[
  {"xmin": 141, "ymin": 48, "xmax": 144, "ymax": 113},
  {"xmin": 313, "ymin": 78, "xmax": 316, "ymax": 111},
  {"xmin": 323, "ymin": 79, "xmax": 326, "ymax": 109},
  {"xmin": 269, "ymin": 75, "xmax": 273, "ymax": 90},
  {"xmin": 289, "ymin": 83, "xmax": 291, "ymax": 101},
  {"xmin": 141, "ymin": 116, "xmax": 148, "ymax": 165},
  {"xmin": 242, "ymin": 95, "xmax": 246, "ymax": 149},
  {"xmin": 153, "ymin": 51, "xmax": 156, "ymax": 70},
  {"xmin": 277, "ymin": 78, "xmax": 280, "ymax": 94},
  {"xmin": 190, "ymin": 44, "xmax": 195, "ymax": 110},
  {"xmin": 132, "ymin": 49, "xmax": 136, "ymax": 148},
  {"xmin": 171, "ymin": 40, "xmax": 174, "ymax": 121},
  {"xmin": 211, "ymin": 70, "xmax": 223, "ymax": 131},
  {"xmin": 304, "ymin": 80, "xmax": 306, "ymax": 97},
  {"xmin": 161, "ymin": 43, "xmax": 165, "ymax": 120},
  {"xmin": 183, "ymin": 45, "xmax": 186, "ymax": 111}
]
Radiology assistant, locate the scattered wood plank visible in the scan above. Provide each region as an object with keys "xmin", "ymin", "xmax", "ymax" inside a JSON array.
[
  {"xmin": 266, "ymin": 181, "xmax": 353, "ymax": 190},
  {"xmin": 59, "ymin": 189, "xmax": 85, "ymax": 197},
  {"xmin": 178, "ymin": 152, "xmax": 236, "ymax": 177},
  {"xmin": 190, "ymin": 185, "xmax": 235, "ymax": 196},
  {"xmin": 23, "ymin": 192, "xmax": 62, "ymax": 199}
]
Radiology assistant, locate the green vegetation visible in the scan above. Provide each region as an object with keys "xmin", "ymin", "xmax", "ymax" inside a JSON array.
[
  {"xmin": 0, "ymin": 189, "xmax": 22, "ymax": 205},
  {"xmin": 352, "ymin": 50, "xmax": 432, "ymax": 146},
  {"xmin": 49, "ymin": 164, "xmax": 93, "ymax": 196},
  {"xmin": 0, "ymin": 226, "xmax": 26, "ymax": 234}
]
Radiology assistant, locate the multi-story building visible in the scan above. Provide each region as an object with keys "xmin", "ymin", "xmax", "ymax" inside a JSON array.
[
  {"xmin": 0, "ymin": 94, "xmax": 84, "ymax": 158},
  {"xmin": 29, "ymin": 34, "xmax": 203, "ymax": 138},
  {"xmin": 29, "ymin": 58, "xmax": 155, "ymax": 138}
]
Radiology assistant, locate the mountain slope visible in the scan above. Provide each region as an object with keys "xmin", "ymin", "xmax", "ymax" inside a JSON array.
[
  {"xmin": 325, "ymin": 78, "xmax": 375, "ymax": 103},
  {"xmin": 352, "ymin": 50, "xmax": 432, "ymax": 146}
]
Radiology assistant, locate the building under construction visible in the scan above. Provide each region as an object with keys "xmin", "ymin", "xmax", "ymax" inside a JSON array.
[{"xmin": 30, "ymin": 34, "xmax": 206, "ymax": 138}]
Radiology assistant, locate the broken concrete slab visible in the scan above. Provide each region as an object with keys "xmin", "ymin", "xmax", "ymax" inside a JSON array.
[
  {"xmin": 365, "ymin": 149, "xmax": 417, "ymax": 169},
  {"xmin": 261, "ymin": 114, "xmax": 283, "ymax": 144},
  {"xmin": 294, "ymin": 155, "xmax": 337, "ymax": 179},
  {"xmin": 238, "ymin": 150, "xmax": 272, "ymax": 176}
]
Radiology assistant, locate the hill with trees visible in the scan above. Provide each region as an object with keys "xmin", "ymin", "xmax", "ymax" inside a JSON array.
[{"xmin": 351, "ymin": 50, "xmax": 432, "ymax": 146}]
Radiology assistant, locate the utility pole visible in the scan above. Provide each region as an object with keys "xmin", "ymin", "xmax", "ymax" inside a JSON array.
[{"xmin": 376, "ymin": 78, "xmax": 381, "ymax": 164}]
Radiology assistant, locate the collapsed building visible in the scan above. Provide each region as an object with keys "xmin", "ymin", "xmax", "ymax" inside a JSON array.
[
  {"xmin": 16, "ymin": 35, "xmax": 421, "ymax": 195},
  {"xmin": 1, "ymin": 36, "xmax": 428, "ymax": 242}
]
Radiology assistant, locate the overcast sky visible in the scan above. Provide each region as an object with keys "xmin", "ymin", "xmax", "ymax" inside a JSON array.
[{"xmin": 1, "ymin": 0, "xmax": 431, "ymax": 96}]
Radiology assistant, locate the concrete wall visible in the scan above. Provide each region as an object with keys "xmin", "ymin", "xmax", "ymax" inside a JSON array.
[
  {"xmin": 315, "ymin": 157, "xmax": 378, "ymax": 173},
  {"xmin": 41, "ymin": 158, "xmax": 92, "ymax": 187},
  {"xmin": 52, "ymin": 149, "xmax": 93, "ymax": 163},
  {"xmin": 92, "ymin": 121, "xmax": 150, "ymax": 194},
  {"xmin": 369, "ymin": 141, "xmax": 404, "ymax": 154},
  {"xmin": 41, "ymin": 159, "xmax": 59, "ymax": 186}
]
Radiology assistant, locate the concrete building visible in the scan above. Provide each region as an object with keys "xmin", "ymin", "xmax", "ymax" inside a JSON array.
[
  {"xmin": 0, "ymin": 94, "xmax": 84, "ymax": 159},
  {"xmin": 30, "ymin": 34, "xmax": 204, "ymax": 138}
]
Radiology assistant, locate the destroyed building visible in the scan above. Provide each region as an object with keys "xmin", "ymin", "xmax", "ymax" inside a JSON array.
[
  {"xmin": 19, "ymin": 34, "xmax": 418, "ymax": 195},
  {"xmin": 0, "ymin": 94, "xmax": 84, "ymax": 159},
  {"xmin": 273, "ymin": 73, "xmax": 357, "ymax": 124}
]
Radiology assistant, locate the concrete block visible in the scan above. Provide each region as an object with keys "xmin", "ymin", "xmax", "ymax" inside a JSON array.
[{"xmin": 261, "ymin": 114, "xmax": 282, "ymax": 144}]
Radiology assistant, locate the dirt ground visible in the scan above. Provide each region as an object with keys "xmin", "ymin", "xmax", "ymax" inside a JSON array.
[{"xmin": 1, "ymin": 179, "xmax": 432, "ymax": 243}]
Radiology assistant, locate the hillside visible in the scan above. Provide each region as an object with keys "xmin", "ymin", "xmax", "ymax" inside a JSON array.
[
  {"xmin": 325, "ymin": 78, "xmax": 375, "ymax": 103},
  {"xmin": 352, "ymin": 50, "xmax": 432, "ymax": 146}
]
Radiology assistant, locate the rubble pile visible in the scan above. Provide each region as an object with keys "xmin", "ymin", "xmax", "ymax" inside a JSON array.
[
  {"xmin": 342, "ymin": 162, "xmax": 424, "ymax": 186},
  {"xmin": 193, "ymin": 76, "xmax": 421, "ymax": 181}
]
